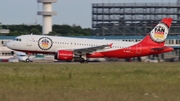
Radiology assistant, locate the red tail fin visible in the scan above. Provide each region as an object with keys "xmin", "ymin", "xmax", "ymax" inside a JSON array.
[{"xmin": 139, "ymin": 18, "xmax": 172, "ymax": 46}]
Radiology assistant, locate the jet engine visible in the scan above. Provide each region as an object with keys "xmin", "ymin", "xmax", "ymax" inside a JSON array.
[{"xmin": 55, "ymin": 50, "xmax": 74, "ymax": 61}]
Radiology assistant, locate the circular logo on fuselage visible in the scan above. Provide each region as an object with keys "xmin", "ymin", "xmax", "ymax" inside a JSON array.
[
  {"xmin": 150, "ymin": 23, "xmax": 169, "ymax": 43},
  {"xmin": 38, "ymin": 37, "xmax": 53, "ymax": 50}
]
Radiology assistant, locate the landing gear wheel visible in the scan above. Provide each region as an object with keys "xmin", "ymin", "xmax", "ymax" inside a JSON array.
[
  {"xmin": 25, "ymin": 58, "xmax": 30, "ymax": 62},
  {"xmin": 84, "ymin": 60, "xmax": 88, "ymax": 63},
  {"xmin": 80, "ymin": 58, "xmax": 88, "ymax": 63}
]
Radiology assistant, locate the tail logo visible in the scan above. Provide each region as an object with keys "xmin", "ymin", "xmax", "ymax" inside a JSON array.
[{"xmin": 150, "ymin": 23, "xmax": 168, "ymax": 43}]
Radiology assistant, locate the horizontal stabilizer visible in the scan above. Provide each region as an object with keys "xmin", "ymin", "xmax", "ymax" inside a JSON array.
[{"xmin": 151, "ymin": 46, "xmax": 173, "ymax": 51}]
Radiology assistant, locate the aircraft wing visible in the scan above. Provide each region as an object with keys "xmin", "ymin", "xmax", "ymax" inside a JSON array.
[{"xmin": 73, "ymin": 43, "xmax": 113, "ymax": 55}]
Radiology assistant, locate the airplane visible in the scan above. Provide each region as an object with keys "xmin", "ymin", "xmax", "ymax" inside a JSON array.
[{"xmin": 6, "ymin": 18, "xmax": 173, "ymax": 63}]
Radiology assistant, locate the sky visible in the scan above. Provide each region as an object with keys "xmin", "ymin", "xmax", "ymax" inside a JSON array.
[{"xmin": 0, "ymin": 0, "xmax": 177, "ymax": 28}]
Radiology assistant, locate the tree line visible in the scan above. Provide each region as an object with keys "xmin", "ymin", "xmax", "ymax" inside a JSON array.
[{"xmin": 1, "ymin": 24, "xmax": 92, "ymax": 36}]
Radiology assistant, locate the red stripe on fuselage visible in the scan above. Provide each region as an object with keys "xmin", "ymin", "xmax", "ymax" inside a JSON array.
[{"xmin": 11, "ymin": 49, "xmax": 55, "ymax": 54}]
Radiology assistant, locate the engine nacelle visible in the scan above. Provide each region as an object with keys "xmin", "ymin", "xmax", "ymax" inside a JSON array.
[{"xmin": 55, "ymin": 50, "xmax": 74, "ymax": 61}]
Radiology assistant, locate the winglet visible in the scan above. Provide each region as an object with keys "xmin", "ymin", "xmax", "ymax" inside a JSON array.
[{"xmin": 109, "ymin": 43, "xmax": 113, "ymax": 48}]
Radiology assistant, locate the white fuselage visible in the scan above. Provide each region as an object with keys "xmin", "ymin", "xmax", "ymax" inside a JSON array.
[{"xmin": 7, "ymin": 35, "xmax": 137, "ymax": 53}]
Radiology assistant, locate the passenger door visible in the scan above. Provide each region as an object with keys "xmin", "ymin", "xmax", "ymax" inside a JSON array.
[{"xmin": 27, "ymin": 37, "xmax": 32, "ymax": 46}]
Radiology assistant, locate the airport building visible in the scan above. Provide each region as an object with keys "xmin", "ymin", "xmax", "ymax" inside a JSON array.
[
  {"xmin": 92, "ymin": 1, "xmax": 180, "ymax": 36},
  {"xmin": 37, "ymin": 0, "xmax": 57, "ymax": 34}
]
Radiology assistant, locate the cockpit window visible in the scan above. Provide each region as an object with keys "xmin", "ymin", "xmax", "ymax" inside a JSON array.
[{"xmin": 15, "ymin": 38, "xmax": 22, "ymax": 41}]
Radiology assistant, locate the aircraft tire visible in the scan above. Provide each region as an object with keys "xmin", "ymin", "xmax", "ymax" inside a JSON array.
[{"xmin": 25, "ymin": 58, "xmax": 30, "ymax": 62}]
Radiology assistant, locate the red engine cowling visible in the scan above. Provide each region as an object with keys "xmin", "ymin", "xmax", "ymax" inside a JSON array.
[{"xmin": 55, "ymin": 50, "xmax": 74, "ymax": 61}]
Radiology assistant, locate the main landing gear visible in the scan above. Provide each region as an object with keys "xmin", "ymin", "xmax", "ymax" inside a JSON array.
[
  {"xmin": 80, "ymin": 58, "xmax": 88, "ymax": 63},
  {"xmin": 80, "ymin": 55, "xmax": 88, "ymax": 63}
]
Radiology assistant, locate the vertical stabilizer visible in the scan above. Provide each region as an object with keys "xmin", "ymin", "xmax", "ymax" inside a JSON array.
[{"xmin": 139, "ymin": 18, "xmax": 172, "ymax": 46}]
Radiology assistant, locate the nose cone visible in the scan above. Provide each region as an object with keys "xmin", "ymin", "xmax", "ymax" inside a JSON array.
[{"xmin": 6, "ymin": 41, "xmax": 13, "ymax": 49}]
